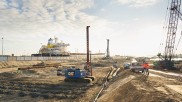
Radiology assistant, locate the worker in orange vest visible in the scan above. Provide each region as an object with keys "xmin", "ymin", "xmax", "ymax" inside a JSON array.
[{"xmin": 142, "ymin": 62, "xmax": 149, "ymax": 75}]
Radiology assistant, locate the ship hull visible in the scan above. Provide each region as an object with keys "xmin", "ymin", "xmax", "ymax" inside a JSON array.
[{"xmin": 31, "ymin": 53, "xmax": 70, "ymax": 57}]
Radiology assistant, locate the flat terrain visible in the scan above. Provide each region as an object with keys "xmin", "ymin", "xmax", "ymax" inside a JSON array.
[
  {"xmin": 0, "ymin": 60, "xmax": 112, "ymax": 102},
  {"xmin": 0, "ymin": 59, "xmax": 182, "ymax": 102}
]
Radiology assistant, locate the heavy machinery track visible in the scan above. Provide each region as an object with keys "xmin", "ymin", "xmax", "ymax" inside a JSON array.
[
  {"xmin": 150, "ymin": 70, "xmax": 182, "ymax": 82},
  {"xmin": 0, "ymin": 80, "xmax": 89, "ymax": 99},
  {"xmin": 0, "ymin": 60, "xmax": 114, "ymax": 102},
  {"xmin": 64, "ymin": 78, "xmax": 92, "ymax": 83},
  {"xmin": 0, "ymin": 72, "xmax": 90, "ymax": 100}
]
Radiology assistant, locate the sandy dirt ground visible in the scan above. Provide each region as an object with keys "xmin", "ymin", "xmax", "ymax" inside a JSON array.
[
  {"xmin": 98, "ymin": 69, "xmax": 182, "ymax": 102},
  {"xmin": 0, "ymin": 59, "xmax": 114, "ymax": 102},
  {"xmin": 0, "ymin": 59, "xmax": 182, "ymax": 102}
]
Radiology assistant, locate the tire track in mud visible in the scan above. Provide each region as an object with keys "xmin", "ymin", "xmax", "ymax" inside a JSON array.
[
  {"xmin": 0, "ymin": 81, "xmax": 89, "ymax": 100},
  {"xmin": 0, "ymin": 72, "xmax": 91, "ymax": 101},
  {"xmin": 150, "ymin": 69, "xmax": 182, "ymax": 82},
  {"xmin": 148, "ymin": 70, "xmax": 182, "ymax": 101}
]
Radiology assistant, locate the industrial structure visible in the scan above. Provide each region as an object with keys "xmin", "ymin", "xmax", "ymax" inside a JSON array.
[{"xmin": 106, "ymin": 39, "xmax": 110, "ymax": 58}]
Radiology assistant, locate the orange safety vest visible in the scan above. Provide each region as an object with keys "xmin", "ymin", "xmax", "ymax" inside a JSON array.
[{"xmin": 142, "ymin": 63, "xmax": 149, "ymax": 68}]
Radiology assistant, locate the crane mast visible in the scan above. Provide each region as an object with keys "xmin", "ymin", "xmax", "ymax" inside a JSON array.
[
  {"xmin": 165, "ymin": 0, "xmax": 181, "ymax": 60},
  {"xmin": 163, "ymin": 0, "xmax": 181, "ymax": 69}
]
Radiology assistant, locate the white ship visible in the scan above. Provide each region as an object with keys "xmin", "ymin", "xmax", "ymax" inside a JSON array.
[{"xmin": 38, "ymin": 37, "xmax": 70, "ymax": 56}]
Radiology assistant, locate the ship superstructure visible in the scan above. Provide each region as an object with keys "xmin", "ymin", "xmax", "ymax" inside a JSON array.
[{"xmin": 39, "ymin": 37, "xmax": 70, "ymax": 56}]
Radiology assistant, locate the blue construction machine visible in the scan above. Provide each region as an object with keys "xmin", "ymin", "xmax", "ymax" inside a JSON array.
[
  {"xmin": 60, "ymin": 26, "xmax": 95, "ymax": 83},
  {"xmin": 64, "ymin": 67, "xmax": 94, "ymax": 83}
]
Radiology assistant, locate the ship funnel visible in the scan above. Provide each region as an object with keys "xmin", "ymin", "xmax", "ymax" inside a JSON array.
[{"xmin": 55, "ymin": 37, "xmax": 58, "ymax": 43}]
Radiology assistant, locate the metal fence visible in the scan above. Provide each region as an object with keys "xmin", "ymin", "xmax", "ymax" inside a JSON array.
[{"xmin": 0, "ymin": 55, "xmax": 104, "ymax": 61}]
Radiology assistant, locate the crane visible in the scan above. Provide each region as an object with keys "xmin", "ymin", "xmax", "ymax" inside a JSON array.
[{"xmin": 158, "ymin": 0, "xmax": 182, "ymax": 69}]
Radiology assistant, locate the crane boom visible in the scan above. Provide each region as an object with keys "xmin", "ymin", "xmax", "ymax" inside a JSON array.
[{"xmin": 164, "ymin": 0, "xmax": 181, "ymax": 62}]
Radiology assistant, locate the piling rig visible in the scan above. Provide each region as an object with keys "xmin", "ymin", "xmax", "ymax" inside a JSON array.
[{"xmin": 59, "ymin": 26, "xmax": 95, "ymax": 83}]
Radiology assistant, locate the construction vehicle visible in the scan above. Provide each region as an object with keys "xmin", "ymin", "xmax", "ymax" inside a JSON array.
[
  {"xmin": 64, "ymin": 67, "xmax": 94, "ymax": 83},
  {"xmin": 154, "ymin": 53, "xmax": 174, "ymax": 69},
  {"xmin": 58, "ymin": 26, "xmax": 95, "ymax": 83},
  {"xmin": 155, "ymin": 0, "xmax": 182, "ymax": 69}
]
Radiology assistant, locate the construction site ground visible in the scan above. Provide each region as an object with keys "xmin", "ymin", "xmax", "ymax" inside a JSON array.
[{"xmin": 0, "ymin": 59, "xmax": 182, "ymax": 102}]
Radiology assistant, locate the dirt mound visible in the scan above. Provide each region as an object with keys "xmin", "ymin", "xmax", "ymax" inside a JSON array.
[
  {"xmin": 98, "ymin": 70, "xmax": 180, "ymax": 102},
  {"xmin": 108, "ymin": 80, "xmax": 175, "ymax": 102}
]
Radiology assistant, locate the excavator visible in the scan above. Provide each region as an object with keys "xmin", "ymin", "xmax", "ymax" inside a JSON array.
[{"xmin": 57, "ymin": 26, "xmax": 95, "ymax": 83}]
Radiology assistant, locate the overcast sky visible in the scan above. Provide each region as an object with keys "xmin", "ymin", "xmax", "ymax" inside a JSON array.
[{"xmin": 0, "ymin": 0, "xmax": 182, "ymax": 57}]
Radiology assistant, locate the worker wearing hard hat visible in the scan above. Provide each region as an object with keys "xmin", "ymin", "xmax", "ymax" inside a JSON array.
[{"xmin": 142, "ymin": 62, "xmax": 149, "ymax": 75}]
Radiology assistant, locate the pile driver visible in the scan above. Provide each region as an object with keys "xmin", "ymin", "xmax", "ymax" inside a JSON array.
[{"xmin": 60, "ymin": 26, "xmax": 95, "ymax": 83}]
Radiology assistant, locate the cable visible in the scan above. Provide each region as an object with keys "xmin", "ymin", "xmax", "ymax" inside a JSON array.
[
  {"xmin": 159, "ymin": 0, "xmax": 170, "ymax": 55},
  {"xmin": 176, "ymin": 31, "xmax": 182, "ymax": 50},
  {"xmin": 163, "ymin": 0, "xmax": 170, "ymax": 30}
]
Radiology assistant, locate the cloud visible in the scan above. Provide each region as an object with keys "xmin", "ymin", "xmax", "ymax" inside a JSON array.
[
  {"xmin": 0, "ymin": 0, "xmax": 166, "ymax": 57},
  {"xmin": 0, "ymin": 0, "xmax": 112, "ymax": 37},
  {"xmin": 117, "ymin": 0, "xmax": 158, "ymax": 7},
  {"xmin": 101, "ymin": 8, "xmax": 105, "ymax": 12},
  {"xmin": 0, "ymin": 0, "xmax": 120, "ymax": 55},
  {"xmin": 0, "ymin": 0, "xmax": 97, "ymax": 38}
]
